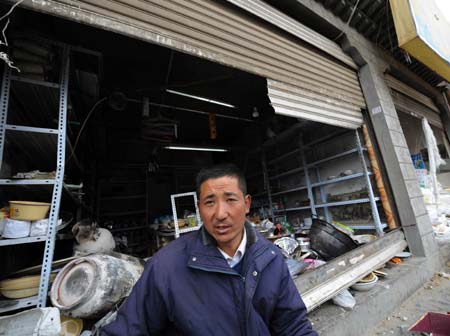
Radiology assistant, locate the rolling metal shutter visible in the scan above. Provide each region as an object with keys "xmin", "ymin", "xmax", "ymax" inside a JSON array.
[
  {"xmin": 386, "ymin": 75, "xmax": 443, "ymax": 130},
  {"xmin": 23, "ymin": 0, "xmax": 365, "ymax": 127}
]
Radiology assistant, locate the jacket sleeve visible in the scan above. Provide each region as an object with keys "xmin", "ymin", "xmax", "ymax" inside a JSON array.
[
  {"xmin": 100, "ymin": 259, "xmax": 168, "ymax": 336},
  {"xmin": 270, "ymin": 260, "xmax": 318, "ymax": 336}
]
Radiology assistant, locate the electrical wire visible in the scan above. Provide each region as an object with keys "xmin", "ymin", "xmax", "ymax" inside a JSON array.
[
  {"xmin": 66, "ymin": 97, "xmax": 107, "ymax": 164},
  {"xmin": 333, "ymin": 0, "xmax": 361, "ymax": 42}
]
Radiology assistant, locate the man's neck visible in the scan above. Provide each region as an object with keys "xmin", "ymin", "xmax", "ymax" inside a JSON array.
[{"xmin": 218, "ymin": 229, "xmax": 244, "ymax": 257}]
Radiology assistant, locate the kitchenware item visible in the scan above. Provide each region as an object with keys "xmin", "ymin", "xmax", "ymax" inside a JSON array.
[
  {"xmin": 309, "ymin": 217, "xmax": 358, "ymax": 260},
  {"xmin": 9, "ymin": 201, "xmax": 50, "ymax": 221},
  {"xmin": 296, "ymin": 237, "xmax": 311, "ymax": 252},
  {"xmin": 0, "ymin": 273, "xmax": 57, "ymax": 298},
  {"xmin": 60, "ymin": 315, "xmax": 83, "ymax": 336},
  {"xmin": 273, "ymin": 237, "xmax": 299, "ymax": 255},
  {"xmin": 351, "ymin": 274, "xmax": 378, "ymax": 291}
]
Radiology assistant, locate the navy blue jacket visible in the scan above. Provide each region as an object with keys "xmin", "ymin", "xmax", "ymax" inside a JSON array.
[{"xmin": 101, "ymin": 223, "xmax": 317, "ymax": 335}]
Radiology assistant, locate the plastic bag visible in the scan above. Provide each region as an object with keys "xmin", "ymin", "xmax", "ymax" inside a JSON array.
[
  {"xmin": 2, "ymin": 218, "xmax": 31, "ymax": 238},
  {"xmin": 30, "ymin": 219, "xmax": 49, "ymax": 237},
  {"xmin": 331, "ymin": 288, "xmax": 356, "ymax": 310}
]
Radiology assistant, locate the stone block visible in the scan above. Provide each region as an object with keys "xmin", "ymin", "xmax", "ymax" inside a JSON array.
[{"xmin": 394, "ymin": 146, "xmax": 413, "ymax": 164}]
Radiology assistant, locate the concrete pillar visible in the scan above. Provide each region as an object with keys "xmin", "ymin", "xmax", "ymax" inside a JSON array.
[{"xmin": 291, "ymin": 0, "xmax": 438, "ymax": 257}]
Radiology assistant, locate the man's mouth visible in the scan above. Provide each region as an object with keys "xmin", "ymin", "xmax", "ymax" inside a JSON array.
[{"xmin": 214, "ymin": 224, "xmax": 232, "ymax": 235}]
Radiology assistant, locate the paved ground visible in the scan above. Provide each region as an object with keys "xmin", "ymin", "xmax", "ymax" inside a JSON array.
[{"xmin": 370, "ymin": 260, "xmax": 450, "ymax": 335}]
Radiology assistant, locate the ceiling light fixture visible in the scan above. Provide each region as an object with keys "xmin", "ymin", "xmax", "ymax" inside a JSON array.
[
  {"xmin": 164, "ymin": 145, "xmax": 228, "ymax": 152},
  {"xmin": 166, "ymin": 89, "xmax": 236, "ymax": 108}
]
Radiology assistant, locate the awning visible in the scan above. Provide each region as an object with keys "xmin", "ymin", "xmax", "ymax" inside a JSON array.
[{"xmin": 389, "ymin": 0, "xmax": 450, "ymax": 82}]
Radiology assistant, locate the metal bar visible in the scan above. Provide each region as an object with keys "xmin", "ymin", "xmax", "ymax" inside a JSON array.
[
  {"xmin": 316, "ymin": 167, "xmax": 332, "ymax": 223},
  {"xmin": 0, "ymin": 67, "xmax": 11, "ymax": 172},
  {"xmin": 102, "ymin": 210, "xmax": 147, "ymax": 217},
  {"xmin": 307, "ymin": 147, "xmax": 360, "ymax": 167},
  {"xmin": 10, "ymin": 75, "xmax": 60, "ymax": 89},
  {"xmin": 271, "ymin": 185, "xmax": 307, "ymax": 196},
  {"xmin": 0, "ymin": 236, "xmax": 47, "ymax": 246},
  {"xmin": 268, "ymin": 148, "xmax": 301, "ymax": 166},
  {"xmin": 274, "ymin": 205, "xmax": 311, "ymax": 212},
  {"xmin": 261, "ymin": 151, "xmax": 274, "ymax": 220},
  {"xmin": 38, "ymin": 47, "xmax": 70, "ymax": 308},
  {"xmin": 269, "ymin": 166, "xmax": 304, "ymax": 180},
  {"xmin": 355, "ymin": 129, "xmax": 383, "ymax": 236},
  {"xmin": 110, "ymin": 225, "xmax": 149, "ymax": 233},
  {"xmin": 5, "ymin": 124, "xmax": 59, "ymax": 134},
  {"xmin": 100, "ymin": 194, "xmax": 146, "ymax": 200},
  {"xmin": 0, "ymin": 179, "xmax": 55, "ymax": 185},
  {"xmin": 311, "ymin": 172, "xmax": 369, "ymax": 187},
  {"xmin": 0, "ymin": 296, "xmax": 38, "ymax": 314},
  {"xmin": 300, "ymin": 136, "xmax": 316, "ymax": 216},
  {"xmin": 303, "ymin": 129, "xmax": 350, "ymax": 148},
  {"xmin": 315, "ymin": 197, "xmax": 380, "ymax": 208}
]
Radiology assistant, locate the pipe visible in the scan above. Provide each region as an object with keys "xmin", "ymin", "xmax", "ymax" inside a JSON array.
[{"xmin": 362, "ymin": 125, "xmax": 397, "ymax": 230}]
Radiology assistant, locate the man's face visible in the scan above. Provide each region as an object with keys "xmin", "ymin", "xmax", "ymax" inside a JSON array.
[{"xmin": 198, "ymin": 176, "xmax": 251, "ymax": 251}]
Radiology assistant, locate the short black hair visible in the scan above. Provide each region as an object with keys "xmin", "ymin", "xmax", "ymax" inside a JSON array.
[{"xmin": 196, "ymin": 163, "xmax": 247, "ymax": 197}]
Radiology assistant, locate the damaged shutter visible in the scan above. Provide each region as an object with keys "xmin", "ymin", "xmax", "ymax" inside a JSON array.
[
  {"xmin": 386, "ymin": 75, "xmax": 443, "ymax": 130},
  {"xmin": 267, "ymin": 79, "xmax": 364, "ymax": 129},
  {"xmin": 23, "ymin": 0, "xmax": 365, "ymax": 128}
]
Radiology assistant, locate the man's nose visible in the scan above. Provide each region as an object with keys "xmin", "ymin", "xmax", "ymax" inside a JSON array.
[{"xmin": 215, "ymin": 201, "xmax": 229, "ymax": 220}]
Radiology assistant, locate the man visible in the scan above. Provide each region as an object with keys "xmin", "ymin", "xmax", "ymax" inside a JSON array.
[{"xmin": 101, "ymin": 163, "xmax": 317, "ymax": 335}]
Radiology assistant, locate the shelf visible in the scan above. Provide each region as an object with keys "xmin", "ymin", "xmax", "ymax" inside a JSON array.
[
  {"xmin": 271, "ymin": 185, "xmax": 307, "ymax": 196},
  {"xmin": 99, "ymin": 180, "xmax": 145, "ymax": 185},
  {"xmin": 0, "ymin": 234, "xmax": 74, "ymax": 246},
  {"xmin": 274, "ymin": 205, "xmax": 310, "ymax": 213},
  {"xmin": 268, "ymin": 148, "xmax": 301, "ymax": 166},
  {"xmin": 315, "ymin": 197, "xmax": 380, "ymax": 208},
  {"xmin": 0, "ymin": 235, "xmax": 48, "ymax": 246},
  {"xmin": 101, "ymin": 194, "xmax": 146, "ymax": 201},
  {"xmin": 252, "ymin": 191, "xmax": 267, "ymax": 198},
  {"xmin": 0, "ymin": 179, "xmax": 55, "ymax": 185},
  {"xmin": 5, "ymin": 124, "xmax": 59, "ymax": 135},
  {"xmin": 110, "ymin": 225, "xmax": 150, "ymax": 233},
  {"xmin": 0, "ymin": 296, "xmax": 38, "ymax": 314},
  {"xmin": 311, "ymin": 172, "xmax": 371, "ymax": 188},
  {"xmin": 269, "ymin": 167, "xmax": 304, "ymax": 180},
  {"xmin": 101, "ymin": 209, "xmax": 146, "ymax": 217},
  {"xmin": 307, "ymin": 148, "xmax": 362, "ymax": 168},
  {"xmin": 274, "ymin": 197, "xmax": 380, "ymax": 213},
  {"xmin": 11, "ymin": 75, "xmax": 60, "ymax": 89}
]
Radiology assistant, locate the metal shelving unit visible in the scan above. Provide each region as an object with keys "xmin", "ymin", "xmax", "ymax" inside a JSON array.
[
  {"xmin": 0, "ymin": 43, "xmax": 70, "ymax": 312},
  {"xmin": 260, "ymin": 128, "xmax": 384, "ymax": 235}
]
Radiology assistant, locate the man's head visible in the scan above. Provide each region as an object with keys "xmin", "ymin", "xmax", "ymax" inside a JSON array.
[{"xmin": 196, "ymin": 164, "xmax": 251, "ymax": 255}]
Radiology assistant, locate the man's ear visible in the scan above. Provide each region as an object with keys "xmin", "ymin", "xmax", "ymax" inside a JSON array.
[{"xmin": 244, "ymin": 194, "xmax": 252, "ymax": 214}]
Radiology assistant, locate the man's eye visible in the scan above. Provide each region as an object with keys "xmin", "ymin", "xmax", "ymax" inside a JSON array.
[
  {"xmin": 205, "ymin": 201, "xmax": 214, "ymax": 206},
  {"xmin": 227, "ymin": 198, "xmax": 237, "ymax": 203}
]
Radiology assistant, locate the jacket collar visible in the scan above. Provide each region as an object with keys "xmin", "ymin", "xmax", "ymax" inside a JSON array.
[{"xmin": 200, "ymin": 220, "xmax": 258, "ymax": 247}]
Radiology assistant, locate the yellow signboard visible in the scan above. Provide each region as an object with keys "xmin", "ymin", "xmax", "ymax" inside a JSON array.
[{"xmin": 390, "ymin": 0, "xmax": 450, "ymax": 82}]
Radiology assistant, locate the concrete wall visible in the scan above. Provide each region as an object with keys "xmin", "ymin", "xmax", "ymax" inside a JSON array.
[{"xmin": 291, "ymin": 0, "xmax": 439, "ymax": 259}]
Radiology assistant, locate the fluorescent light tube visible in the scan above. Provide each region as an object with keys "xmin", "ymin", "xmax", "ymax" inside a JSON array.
[
  {"xmin": 166, "ymin": 89, "xmax": 235, "ymax": 108},
  {"xmin": 164, "ymin": 145, "xmax": 228, "ymax": 152}
]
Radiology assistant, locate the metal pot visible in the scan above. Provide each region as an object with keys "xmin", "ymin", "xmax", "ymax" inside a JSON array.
[
  {"xmin": 309, "ymin": 218, "xmax": 358, "ymax": 260},
  {"xmin": 50, "ymin": 253, "xmax": 144, "ymax": 319}
]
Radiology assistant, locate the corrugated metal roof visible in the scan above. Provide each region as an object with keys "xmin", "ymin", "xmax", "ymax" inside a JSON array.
[{"xmin": 314, "ymin": 0, "xmax": 445, "ymax": 87}]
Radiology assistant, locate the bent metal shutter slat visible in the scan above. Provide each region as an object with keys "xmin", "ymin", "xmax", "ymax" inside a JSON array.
[
  {"xmin": 385, "ymin": 75, "xmax": 443, "ymax": 130},
  {"xmin": 24, "ymin": 0, "xmax": 365, "ymax": 127}
]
